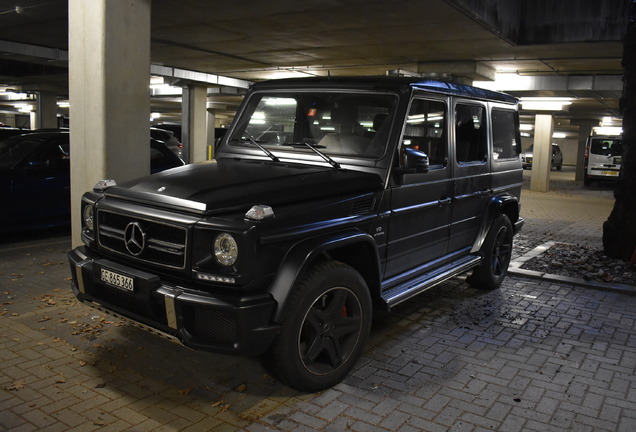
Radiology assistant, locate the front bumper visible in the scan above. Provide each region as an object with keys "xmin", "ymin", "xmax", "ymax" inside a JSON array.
[{"xmin": 68, "ymin": 246, "xmax": 279, "ymax": 356}]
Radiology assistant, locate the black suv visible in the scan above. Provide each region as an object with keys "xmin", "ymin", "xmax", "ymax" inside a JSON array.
[{"xmin": 68, "ymin": 77, "xmax": 524, "ymax": 392}]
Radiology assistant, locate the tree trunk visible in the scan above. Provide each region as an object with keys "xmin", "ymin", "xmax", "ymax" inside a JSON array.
[{"xmin": 603, "ymin": 0, "xmax": 636, "ymax": 262}]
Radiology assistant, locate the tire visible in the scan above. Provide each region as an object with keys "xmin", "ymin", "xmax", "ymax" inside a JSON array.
[
  {"xmin": 584, "ymin": 174, "xmax": 591, "ymax": 186},
  {"xmin": 467, "ymin": 214, "xmax": 513, "ymax": 290},
  {"xmin": 269, "ymin": 261, "xmax": 372, "ymax": 392},
  {"xmin": 556, "ymin": 162, "xmax": 562, "ymax": 171}
]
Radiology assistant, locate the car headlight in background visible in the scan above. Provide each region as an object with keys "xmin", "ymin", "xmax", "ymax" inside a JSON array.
[
  {"xmin": 214, "ymin": 233, "xmax": 238, "ymax": 266},
  {"xmin": 83, "ymin": 205, "xmax": 95, "ymax": 232}
]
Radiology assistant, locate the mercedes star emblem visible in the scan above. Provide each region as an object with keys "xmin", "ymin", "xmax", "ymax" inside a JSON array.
[{"xmin": 124, "ymin": 222, "xmax": 146, "ymax": 256}]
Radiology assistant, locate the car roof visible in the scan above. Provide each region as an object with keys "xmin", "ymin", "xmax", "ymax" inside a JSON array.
[{"xmin": 250, "ymin": 76, "xmax": 517, "ymax": 104}]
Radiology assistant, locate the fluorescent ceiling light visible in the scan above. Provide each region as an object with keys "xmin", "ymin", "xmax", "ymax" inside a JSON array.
[
  {"xmin": 264, "ymin": 98, "xmax": 296, "ymax": 106},
  {"xmin": 594, "ymin": 126, "xmax": 622, "ymax": 136},
  {"xmin": 520, "ymin": 97, "xmax": 573, "ymax": 111},
  {"xmin": 519, "ymin": 124, "xmax": 534, "ymax": 131},
  {"xmin": 552, "ymin": 132, "xmax": 567, "ymax": 139},
  {"xmin": 14, "ymin": 103, "xmax": 32, "ymax": 113}
]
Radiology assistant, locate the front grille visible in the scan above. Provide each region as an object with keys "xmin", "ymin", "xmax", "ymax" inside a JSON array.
[{"xmin": 97, "ymin": 210, "xmax": 188, "ymax": 269}]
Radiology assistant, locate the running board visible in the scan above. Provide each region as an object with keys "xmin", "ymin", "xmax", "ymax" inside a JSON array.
[{"xmin": 381, "ymin": 255, "xmax": 482, "ymax": 308}]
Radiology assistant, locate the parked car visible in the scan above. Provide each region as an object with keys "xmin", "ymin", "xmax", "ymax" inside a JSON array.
[
  {"xmin": 0, "ymin": 127, "xmax": 31, "ymax": 141},
  {"xmin": 584, "ymin": 135, "xmax": 622, "ymax": 186},
  {"xmin": 68, "ymin": 77, "xmax": 524, "ymax": 392},
  {"xmin": 151, "ymin": 127, "xmax": 182, "ymax": 157},
  {"xmin": 0, "ymin": 131, "xmax": 184, "ymax": 233},
  {"xmin": 521, "ymin": 143, "xmax": 563, "ymax": 170}
]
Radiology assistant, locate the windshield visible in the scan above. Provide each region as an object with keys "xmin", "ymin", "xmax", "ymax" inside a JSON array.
[
  {"xmin": 227, "ymin": 91, "xmax": 397, "ymax": 160},
  {"xmin": 590, "ymin": 138, "xmax": 622, "ymax": 156},
  {"xmin": 0, "ymin": 135, "xmax": 45, "ymax": 169}
]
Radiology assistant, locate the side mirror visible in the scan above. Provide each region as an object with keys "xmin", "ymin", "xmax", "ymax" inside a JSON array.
[{"xmin": 403, "ymin": 147, "xmax": 429, "ymax": 173}]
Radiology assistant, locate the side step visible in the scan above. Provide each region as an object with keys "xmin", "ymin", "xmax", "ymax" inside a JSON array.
[{"xmin": 381, "ymin": 254, "xmax": 482, "ymax": 308}]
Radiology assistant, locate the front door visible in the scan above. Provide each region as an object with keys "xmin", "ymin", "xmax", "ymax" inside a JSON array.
[{"xmin": 385, "ymin": 97, "xmax": 452, "ymax": 279}]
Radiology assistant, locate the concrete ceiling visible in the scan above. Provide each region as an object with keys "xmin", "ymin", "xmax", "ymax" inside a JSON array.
[{"xmin": 0, "ymin": 0, "xmax": 628, "ymax": 136}]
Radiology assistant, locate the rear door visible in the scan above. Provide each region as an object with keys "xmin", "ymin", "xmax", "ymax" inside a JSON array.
[
  {"xmin": 385, "ymin": 97, "xmax": 453, "ymax": 278},
  {"xmin": 449, "ymin": 101, "xmax": 491, "ymax": 253}
]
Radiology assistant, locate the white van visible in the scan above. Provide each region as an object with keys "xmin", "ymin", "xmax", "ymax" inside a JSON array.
[{"xmin": 584, "ymin": 135, "xmax": 622, "ymax": 186}]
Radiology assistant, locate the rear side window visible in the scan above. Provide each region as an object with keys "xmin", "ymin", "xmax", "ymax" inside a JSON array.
[
  {"xmin": 455, "ymin": 104, "xmax": 487, "ymax": 163},
  {"xmin": 492, "ymin": 109, "xmax": 520, "ymax": 160}
]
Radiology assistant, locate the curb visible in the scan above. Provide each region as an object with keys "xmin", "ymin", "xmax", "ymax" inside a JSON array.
[{"xmin": 509, "ymin": 241, "xmax": 636, "ymax": 296}]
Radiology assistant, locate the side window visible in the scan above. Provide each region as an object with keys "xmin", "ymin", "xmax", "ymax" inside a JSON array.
[
  {"xmin": 455, "ymin": 104, "xmax": 487, "ymax": 164},
  {"xmin": 400, "ymin": 99, "xmax": 447, "ymax": 168},
  {"xmin": 492, "ymin": 109, "xmax": 520, "ymax": 160}
]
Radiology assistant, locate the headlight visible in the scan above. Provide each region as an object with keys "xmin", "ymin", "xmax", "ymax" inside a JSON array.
[
  {"xmin": 83, "ymin": 205, "xmax": 95, "ymax": 232},
  {"xmin": 214, "ymin": 233, "xmax": 238, "ymax": 266}
]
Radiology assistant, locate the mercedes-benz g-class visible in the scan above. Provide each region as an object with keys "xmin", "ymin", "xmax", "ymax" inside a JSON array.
[{"xmin": 69, "ymin": 77, "xmax": 524, "ymax": 392}]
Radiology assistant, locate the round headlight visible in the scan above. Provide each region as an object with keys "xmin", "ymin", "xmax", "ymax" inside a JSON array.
[
  {"xmin": 214, "ymin": 233, "xmax": 238, "ymax": 266},
  {"xmin": 83, "ymin": 205, "xmax": 95, "ymax": 232}
]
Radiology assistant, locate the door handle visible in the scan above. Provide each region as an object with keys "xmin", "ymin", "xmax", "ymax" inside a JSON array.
[{"xmin": 438, "ymin": 197, "xmax": 452, "ymax": 206}]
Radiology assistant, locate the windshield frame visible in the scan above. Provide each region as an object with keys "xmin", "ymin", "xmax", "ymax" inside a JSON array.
[{"xmin": 219, "ymin": 88, "xmax": 400, "ymax": 169}]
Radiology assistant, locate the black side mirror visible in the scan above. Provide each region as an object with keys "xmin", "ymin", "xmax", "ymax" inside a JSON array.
[{"xmin": 403, "ymin": 147, "xmax": 430, "ymax": 173}]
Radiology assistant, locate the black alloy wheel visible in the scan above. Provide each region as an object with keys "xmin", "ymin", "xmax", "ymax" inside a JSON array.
[
  {"xmin": 270, "ymin": 261, "xmax": 372, "ymax": 392},
  {"xmin": 468, "ymin": 214, "xmax": 513, "ymax": 290}
]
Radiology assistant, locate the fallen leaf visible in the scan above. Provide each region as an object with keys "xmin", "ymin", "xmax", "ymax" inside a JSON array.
[
  {"xmin": 6, "ymin": 380, "xmax": 25, "ymax": 391},
  {"xmin": 178, "ymin": 388, "xmax": 192, "ymax": 396}
]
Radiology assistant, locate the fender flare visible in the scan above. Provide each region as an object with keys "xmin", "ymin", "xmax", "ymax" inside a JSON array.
[
  {"xmin": 267, "ymin": 229, "xmax": 381, "ymax": 322},
  {"xmin": 471, "ymin": 193, "xmax": 519, "ymax": 253}
]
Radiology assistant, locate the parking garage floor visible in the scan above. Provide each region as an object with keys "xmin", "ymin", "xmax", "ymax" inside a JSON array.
[{"xmin": 2, "ymin": 167, "xmax": 635, "ymax": 432}]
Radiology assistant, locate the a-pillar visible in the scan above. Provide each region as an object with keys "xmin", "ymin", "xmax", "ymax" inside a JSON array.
[
  {"xmin": 207, "ymin": 107, "xmax": 216, "ymax": 160},
  {"xmin": 36, "ymin": 92, "xmax": 58, "ymax": 129},
  {"xmin": 181, "ymin": 84, "xmax": 208, "ymax": 163},
  {"xmin": 69, "ymin": 0, "xmax": 151, "ymax": 247},
  {"xmin": 530, "ymin": 114, "xmax": 554, "ymax": 192}
]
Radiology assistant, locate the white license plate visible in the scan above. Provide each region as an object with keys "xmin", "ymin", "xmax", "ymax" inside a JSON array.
[
  {"xmin": 100, "ymin": 268, "xmax": 134, "ymax": 291},
  {"xmin": 602, "ymin": 170, "xmax": 619, "ymax": 176}
]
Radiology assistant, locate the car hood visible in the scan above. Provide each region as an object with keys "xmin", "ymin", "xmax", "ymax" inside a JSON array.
[{"xmin": 104, "ymin": 159, "xmax": 383, "ymax": 215}]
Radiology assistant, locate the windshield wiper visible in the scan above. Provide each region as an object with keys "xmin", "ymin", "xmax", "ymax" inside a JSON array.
[
  {"xmin": 235, "ymin": 137, "xmax": 280, "ymax": 162},
  {"xmin": 282, "ymin": 142, "xmax": 340, "ymax": 169},
  {"xmin": 304, "ymin": 143, "xmax": 341, "ymax": 169}
]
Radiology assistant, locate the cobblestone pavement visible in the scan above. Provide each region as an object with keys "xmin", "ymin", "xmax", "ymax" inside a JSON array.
[{"xmin": 2, "ymin": 168, "xmax": 635, "ymax": 431}]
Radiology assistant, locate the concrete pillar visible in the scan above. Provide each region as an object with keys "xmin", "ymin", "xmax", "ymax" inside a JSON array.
[
  {"xmin": 530, "ymin": 114, "xmax": 554, "ymax": 192},
  {"xmin": 36, "ymin": 92, "xmax": 58, "ymax": 129},
  {"xmin": 181, "ymin": 84, "xmax": 208, "ymax": 163},
  {"xmin": 207, "ymin": 108, "xmax": 216, "ymax": 160},
  {"xmin": 69, "ymin": 0, "xmax": 151, "ymax": 247},
  {"xmin": 573, "ymin": 122, "xmax": 595, "ymax": 182},
  {"xmin": 29, "ymin": 111, "xmax": 37, "ymax": 130}
]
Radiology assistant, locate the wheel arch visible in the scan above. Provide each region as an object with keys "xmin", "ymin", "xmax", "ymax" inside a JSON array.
[
  {"xmin": 267, "ymin": 230, "xmax": 382, "ymax": 322},
  {"xmin": 471, "ymin": 193, "xmax": 519, "ymax": 253}
]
